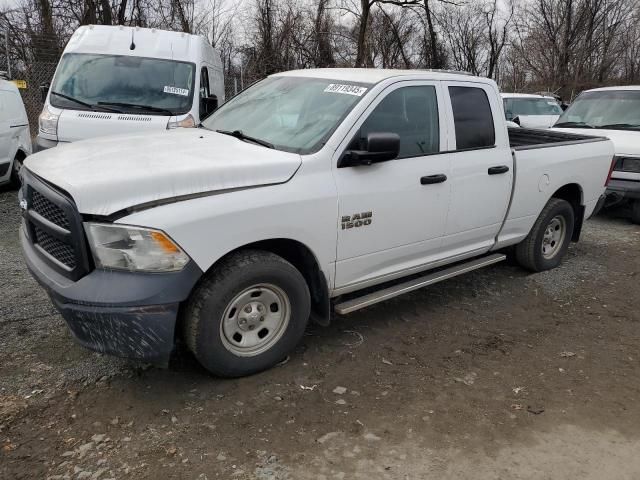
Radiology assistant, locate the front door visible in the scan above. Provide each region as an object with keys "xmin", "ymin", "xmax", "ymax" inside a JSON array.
[{"xmin": 333, "ymin": 81, "xmax": 452, "ymax": 293}]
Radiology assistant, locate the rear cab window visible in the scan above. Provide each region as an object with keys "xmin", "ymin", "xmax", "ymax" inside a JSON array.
[{"xmin": 448, "ymin": 86, "xmax": 496, "ymax": 150}]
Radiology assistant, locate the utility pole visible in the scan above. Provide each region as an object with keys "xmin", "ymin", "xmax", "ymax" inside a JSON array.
[{"xmin": 4, "ymin": 30, "xmax": 11, "ymax": 79}]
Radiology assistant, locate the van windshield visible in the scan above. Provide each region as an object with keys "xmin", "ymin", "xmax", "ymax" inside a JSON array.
[
  {"xmin": 49, "ymin": 53, "xmax": 195, "ymax": 115},
  {"xmin": 202, "ymin": 76, "xmax": 371, "ymax": 154},
  {"xmin": 555, "ymin": 90, "xmax": 640, "ymax": 130},
  {"xmin": 503, "ymin": 97, "xmax": 562, "ymax": 119}
]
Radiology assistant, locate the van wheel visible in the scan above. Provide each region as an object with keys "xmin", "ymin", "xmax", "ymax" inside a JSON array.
[
  {"xmin": 515, "ymin": 198, "xmax": 575, "ymax": 272},
  {"xmin": 10, "ymin": 154, "xmax": 24, "ymax": 188},
  {"xmin": 184, "ymin": 250, "xmax": 310, "ymax": 377},
  {"xmin": 632, "ymin": 200, "xmax": 640, "ymax": 225}
]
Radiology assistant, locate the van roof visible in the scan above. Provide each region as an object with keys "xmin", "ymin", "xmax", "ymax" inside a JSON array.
[
  {"xmin": 501, "ymin": 93, "xmax": 554, "ymax": 99},
  {"xmin": 64, "ymin": 25, "xmax": 221, "ymax": 68},
  {"xmin": 272, "ymin": 68, "xmax": 494, "ymax": 85}
]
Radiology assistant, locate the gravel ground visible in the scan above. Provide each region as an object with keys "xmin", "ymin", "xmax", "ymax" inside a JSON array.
[{"xmin": 1, "ymin": 187, "xmax": 639, "ymax": 479}]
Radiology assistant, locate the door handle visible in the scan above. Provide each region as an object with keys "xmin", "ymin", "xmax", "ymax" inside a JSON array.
[
  {"xmin": 488, "ymin": 165, "xmax": 510, "ymax": 175},
  {"xmin": 420, "ymin": 174, "xmax": 447, "ymax": 185}
]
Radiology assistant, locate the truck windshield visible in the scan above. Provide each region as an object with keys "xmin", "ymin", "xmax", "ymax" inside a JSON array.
[
  {"xmin": 555, "ymin": 90, "xmax": 640, "ymax": 130},
  {"xmin": 504, "ymin": 98, "xmax": 562, "ymax": 119},
  {"xmin": 49, "ymin": 53, "xmax": 195, "ymax": 115},
  {"xmin": 202, "ymin": 76, "xmax": 371, "ymax": 154}
]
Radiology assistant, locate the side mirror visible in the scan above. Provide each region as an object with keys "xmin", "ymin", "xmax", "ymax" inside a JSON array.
[
  {"xmin": 40, "ymin": 83, "xmax": 50, "ymax": 103},
  {"xmin": 201, "ymin": 95, "xmax": 219, "ymax": 119},
  {"xmin": 339, "ymin": 132, "xmax": 400, "ymax": 168},
  {"xmin": 512, "ymin": 116, "xmax": 521, "ymax": 126}
]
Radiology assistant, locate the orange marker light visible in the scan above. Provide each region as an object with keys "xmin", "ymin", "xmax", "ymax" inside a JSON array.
[{"xmin": 150, "ymin": 231, "xmax": 180, "ymax": 253}]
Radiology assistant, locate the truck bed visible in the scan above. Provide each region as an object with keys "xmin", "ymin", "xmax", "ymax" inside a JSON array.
[{"xmin": 508, "ymin": 127, "xmax": 607, "ymax": 150}]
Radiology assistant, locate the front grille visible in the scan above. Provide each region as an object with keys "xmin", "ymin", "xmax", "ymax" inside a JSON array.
[
  {"xmin": 22, "ymin": 170, "xmax": 91, "ymax": 280},
  {"xmin": 34, "ymin": 226, "xmax": 77, "ymax": 269},
  {"xmin": 31, "ymin": 190, "xmax": 70, "ymax": 229}
]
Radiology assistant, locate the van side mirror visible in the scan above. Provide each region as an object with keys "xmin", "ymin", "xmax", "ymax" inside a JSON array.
[
  {"xmin": 40, "ymin": 83, "xmax": 50, "ymax": 103},
  {"xmin": 339, "ymin": 132, "xmax": 400, "ymax": 168},
  {"xmin": 201, "ymin": 95, "xmax": 219, "ymax": 119}
]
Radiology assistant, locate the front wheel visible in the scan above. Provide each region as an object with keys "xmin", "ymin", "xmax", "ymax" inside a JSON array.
[
  {"xmin": 10, "ymin": 155, "xmax": 24, "ymax": 188},
  {"xmin": 632, "ymin": 200, "xmax": 640, "ymax": 225},
  {"xmin": 184, "ymin": 250, "xmax": 310, "ymax": 377},
  {"xmin": 515, "ymin": 198, "xmax": 575, "ymax": 272}
]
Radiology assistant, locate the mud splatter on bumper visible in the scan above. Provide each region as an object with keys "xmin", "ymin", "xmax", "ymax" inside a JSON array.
[{"xmin": 21, "ymin": 228, "xmax": 202, "ymax": 365}]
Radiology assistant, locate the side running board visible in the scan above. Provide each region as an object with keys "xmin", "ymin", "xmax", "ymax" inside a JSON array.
[{"xmin": 334, "ymin": 253, "xmax": 506, "ymax": 315}]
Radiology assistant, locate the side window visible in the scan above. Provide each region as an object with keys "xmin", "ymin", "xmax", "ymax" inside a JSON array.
[
  {"xmin": 200, "ymin": 67, "xmax": 211, "ymax": 99},
  {"xmin": 449, "ymin": 86, "xmax": 495, "ymax": 150},
  {"xmin": 503, "ymin": 98, "xmax": 513, "ymax": 120},
  {"xmin": 355, "ymin": 85, "xmax": 440, "ymax": 159}
]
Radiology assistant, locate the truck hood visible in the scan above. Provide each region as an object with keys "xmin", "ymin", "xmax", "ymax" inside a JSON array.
[
  {"xmin": 25, "ymin": 129, "xmax": 302, "ymax": 216},
  {"xmin": 550, "ymin": 127, "xmax": 639, "ymax": 156}
]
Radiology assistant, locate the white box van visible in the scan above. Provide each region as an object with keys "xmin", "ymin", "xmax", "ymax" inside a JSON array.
[
  {"xmin": 0, "ymin": 79, "xmax": 31, "ymax": 186},
  {"xmin": 36, "ymin": 25, "xmax": 224, "ymax": 151}
]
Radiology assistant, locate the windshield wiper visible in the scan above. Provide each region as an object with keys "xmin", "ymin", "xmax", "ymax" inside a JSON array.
[
  {"xmin": 97, "ymin": 101, "xmax": 174, "ymax": 115},
  {"xmin": 596, "ymin": 123, "xmax": 640, "ymax": 130},
  {"xmin": 215, "ymin": 129, "xmax": 274, "ymax": 149},
  {"xmin": 50, "ymin": 91, "xmax": 122, "ymax": 113},
  {"xmin": 553, "ymin": 121, "xmax": 595, "ymax": 128}
]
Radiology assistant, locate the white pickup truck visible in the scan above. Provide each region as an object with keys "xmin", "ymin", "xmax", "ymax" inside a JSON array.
[
  {"xmin": 20, "ymin": 69, "xmax": 615, "ymax": 377},
  {"xmin": 553, "ymin": 86, "xmax": 640, "ymax": 224}
]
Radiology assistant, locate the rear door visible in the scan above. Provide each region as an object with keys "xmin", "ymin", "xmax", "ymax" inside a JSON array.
[
  {"xmin": 333, "ymin": 80, "xmax": 452, "ymax": 292},
  {"xmin": 440, "ymin": 82, "xmax": 513, "ymax": 256}
]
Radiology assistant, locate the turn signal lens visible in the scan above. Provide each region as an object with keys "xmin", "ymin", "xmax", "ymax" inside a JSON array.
[{"xmin": 167, "ymin": 114, "xmax": 196, "ymax": 129}]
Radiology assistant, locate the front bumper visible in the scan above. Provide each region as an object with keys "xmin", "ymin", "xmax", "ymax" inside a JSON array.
[
  {"xmin": 34, "ymin": 135, "xmax": 58, "ymax": 152},
  {"xmin": 21, "ymin": 228, "xmax": 202, "ymax": 365}
]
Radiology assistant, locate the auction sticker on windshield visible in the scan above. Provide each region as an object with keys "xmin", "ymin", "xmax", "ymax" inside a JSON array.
[
  {"xmin": 324, "ymin": 84, "xmax": 368, "ymax": 96},
  {"xmin": 164, "ymin": 86, "xmax": 190, "ymax": 96}
]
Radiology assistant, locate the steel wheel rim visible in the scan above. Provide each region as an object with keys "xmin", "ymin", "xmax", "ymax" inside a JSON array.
[
  {"xmin": 541, "ymin": 215, "xmax": 566, "ymax": 259},
  {"xmin": 219, "ymin": 283, "xmax": 291, "ymax": 357}
]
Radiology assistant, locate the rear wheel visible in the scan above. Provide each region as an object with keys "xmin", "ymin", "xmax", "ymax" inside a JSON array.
[
  {"xmin": 632, "ymin": 200, "xmax": 640, "ymax": 225},
  {"xmin": 515, "ymin": 198, "xmax": 575, "ymax": 272},
  {"xmin": 184, "ymin": 250, "xmax": 310, "ymax": 377}
]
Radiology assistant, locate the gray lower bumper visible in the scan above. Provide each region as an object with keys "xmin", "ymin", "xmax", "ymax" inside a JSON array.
[
  {"xmin": 21, "ymin": 228, "xmax": 203, "ymax": 365},
  {"xmin": 607, "ymin": 179, "xmax": 640, "ymax": 201}
]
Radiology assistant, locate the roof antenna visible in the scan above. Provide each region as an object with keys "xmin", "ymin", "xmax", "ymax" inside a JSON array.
[{"xmin": 129, "ymin": 29, "xmax": 136, "ymax": 50}]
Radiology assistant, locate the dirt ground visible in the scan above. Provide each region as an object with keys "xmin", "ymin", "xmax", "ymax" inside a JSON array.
[{"xmin": 1, "ymin": 187, "xmax": 639, "ymax": 480}]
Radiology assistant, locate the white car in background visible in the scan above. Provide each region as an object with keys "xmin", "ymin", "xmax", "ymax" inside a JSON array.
[
  {"xmin": 553, "ymin": 86, "xmax": 640, "ymax": 224},
  {"xmin": 0, "ymin": 79, "xmax": 31, "ymax": 187},
  {"xmin": 502, "ymin": 93, "xmax": 563, "ymax": 129}
]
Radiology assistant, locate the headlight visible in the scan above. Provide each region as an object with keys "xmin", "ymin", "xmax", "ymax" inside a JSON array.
[
  {"xmin": 84, "ymin": 223, "xmax": 189, "ymax": 272},
  {"xmin": 38, "ymin": 105, "xmax": 60, "ymax": 136},
  {"xmin": 167, "ymin": 114, "xmax": 196, "ymax": 129}
]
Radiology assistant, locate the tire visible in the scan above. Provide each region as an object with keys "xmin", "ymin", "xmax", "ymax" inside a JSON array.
[
  {"xmin": 184, "ymin": 250, "xmax": 310, "ymax": 377},
  {"xmin": 10, "ymin": 155, "xmax": 23, "ymax": 188},
  {"xmin": 515, "ymin": 198, "xmax": 575, "ymax": 272},
  {"xmin": 632, "ymin": 200, "xmax": 640, "ymax": 225}
]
